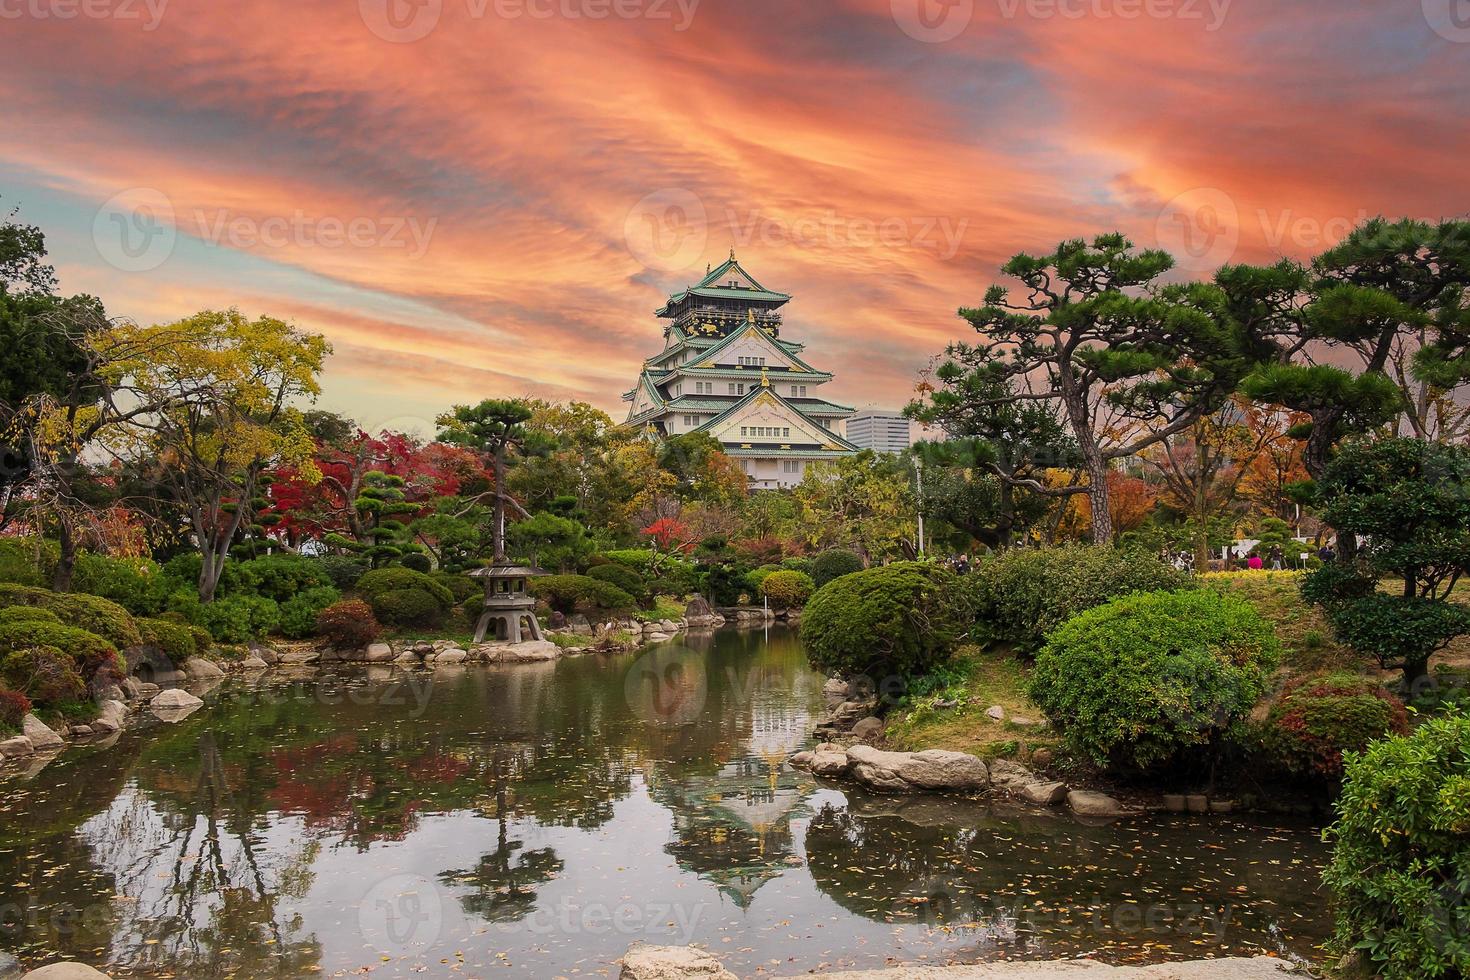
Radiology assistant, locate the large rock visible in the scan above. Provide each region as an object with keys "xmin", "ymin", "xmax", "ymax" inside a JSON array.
[
  {"xmin": 989, "ymin": 759, "xmax": 1036, "ymax": 791},
  {"xmin": 150, "ymin": 688, "xmax": 204, "ymax": 710},
  {"xmin": 1021, "ymin": 780, "xmax": 1068, "ymax": 805},
  {"xmin": 845, "ymin": 744, "xmax": 914, "ymax": 792},
  {"xmin": 821, "ymin": 677, "xmax": 851, "ymax": 710},
  {"xmin": 183, "ymin": 658, "xmax": 225, "ymax": 680},
  {"xmin": 21, "ymin": 714, "xmax": 64, "ymax": 750},
  {"xmin": 0, "ymin": 736, "xmax": 34, "ymax": 759},
  {"xmin": 434, "ymin": 648, "xmax": 468, "ymax": 664},
  {"xmin": 895, "ymin": 749, "xmax": 989, "ymax": 792},
  {"xmin": 498, "ymin": 640, "xmax": 560, "ymax": 663},
  {"xmin": 364, "ymin": 642, "xmax": 395, "ymax": 663},
  {"xmin": 851, "ymin": 716, "xmax": 884, "ymax": 741},
  {"xmin": 240, "ymin": 655, "xmax": 269, "ymax": 670},
  {"xmin": 277, "ymin": 650, "xmax": 320, "ymax": 666},
  {"xmin": 1067, "ymin": 790, "xmax": 1129, "ymax": 818},
  {"xmin": 620, "ymin": 944, "xmax": 736, "ymax": 980},
  {"xmin": 809, "ymin": 750, "xmax": 852, "ymax": 778},
  {"xmin": 90, "ymin": 701, "xmax": 128, "ymax": 735},
  {"xmin": 23, "ymin": 964, "xmax": 115, "ymax": 979},
  {"xmin": 567, "ymin": 613, "xmax": 593, "ymax": 635}
]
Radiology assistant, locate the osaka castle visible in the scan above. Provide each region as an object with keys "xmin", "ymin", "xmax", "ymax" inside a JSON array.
[{"xmin": 623, "ymin": 252, "xmax": 858, "ymax": 489}]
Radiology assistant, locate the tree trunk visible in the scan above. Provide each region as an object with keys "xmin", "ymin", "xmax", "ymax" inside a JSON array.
[
  {"xmin": 52, "ymin": 516, "xmax": 77, "ymax": 592},
  {"xmin": 492, "ymin": 448, "xmax": 507, "ymax": 562}
]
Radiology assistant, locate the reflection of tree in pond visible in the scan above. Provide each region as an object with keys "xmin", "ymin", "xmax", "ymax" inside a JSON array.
[
  {"xmin": 803, "ymin": 797, "xmax": 1334, "ymax": 963},
  {"xmin": 440, "ymin": 746, "xmax": 563, "ymax": 923}
]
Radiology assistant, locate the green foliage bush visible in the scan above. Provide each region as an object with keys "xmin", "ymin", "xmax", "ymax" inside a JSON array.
[
  {"xmin": 779, "ymin": 556, "xmax": 813, "ymax": 576},
  {"xmin": 316, "ymin": 599, "xmax": 382, "ymax": 649},
  {"xmin": 191, "ymin": 594, "xmax": 281, "ymax": 644},
  {"xmin": 759, "ymin": 570, "xmax": 814, "ymax": 609},
  {"xmin": 701, "ymin": 564, "xmax": 748, "ymax": 607},
  {"xmin": 432, "ymin": 571, "xmax": 479, "ymax": 604},
  {"xmin": 356, "ymin": 567, "xmax": 454, "ymax": 607},
  {"xmin": 138, "ymin": 617, "xmax": 207, "ymax": 663},
  {"xmin": 73, "ymin": 553, "xmax": 170, "ymax": 616},
  {"xmin": 587, "ymin": 563, "xmax": 647, "ymax": 604},
  {"xmin": 317, "ymin": 554, "xmax": 370, "ymax": 590},
  {"xmin": 0, "ymin": 619, "xmax": 121, "ymax": 690},
  {"xmin": 599, "ymin": 549, "xmax": 658, "ymax": 575},
  {"xmin": 0, "ymin": 584, "xmax": 142, "ymax": 650},
  {"xmin": 0, "ymin": 538, "xmax": 47, "ymax": 586},
  {"xmin": 744, "ymin": 565, "xmax": 782, "ymax": 595},
  {"xmin": 235, "ymin": 554, "xmax": 335, "ymax": 602},
  {"xmin": 1263, "ymin": 673, "xmax": 1409, "ymax": 782},
  {"xmin": 0, "ymin": 606, "xmax": 60, "ymax": 626},
  {"xmin": 1029, "ymin": 589, "xmax": 1280, "ymax": 772},
  {"xmin": 810, "ymin": 549, "xmax": 864, "ymax": 587},
  {"xmin": 399, "ymin": 553, "xmax": 432, "ymax": 574},
  {"xmin": 801, "ymin": 562, "xmax": 973, "ymax": 681},
  {"xmin": 530, "ymin": 575, "xmax": 636, "ymax": 615},
  {"xmin": 1, "ymin": 645, "xmax": 86, "ymax": 705},
  {"xmin": 972, "ymin": 545, "xmax": 1193, "ymax": 654},
  {"xmin": 161, "ymin": 552, "xmax": 249, "ymax": 596},
  {"xmin": 648, "ymin": 561, "xmax": 700, "ymax": 597},
  {"xmin": 371, "ymin": 587, "xmax": 445, "ymax": 627},
  {"xmin": 1323, "ymin": 712, "xmax": 1470, "ymax": 979},
  {"xmin": 278, "ymin": 586, "xmax": 343, "ymax": 639}
]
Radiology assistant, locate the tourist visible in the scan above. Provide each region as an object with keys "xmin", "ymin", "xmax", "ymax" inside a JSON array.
[
  {"xmin": 1248, "ymin": 553, "xmax": 1264, "ymax": 570},
  {"xmin": 1269, "ymin": 544, "xmax": 1284, "ymax": 571}
]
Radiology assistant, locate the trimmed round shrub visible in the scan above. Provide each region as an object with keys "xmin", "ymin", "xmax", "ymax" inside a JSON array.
[
  {"xmin": 139, "ymin": 617, "xmax": 206, "ymax": 663},
  {"xmin": 1029, "ymin": 589, "xmax": 1280, "ymax": 772},
  {"xmin": 745, "ymin": 565, "xmax": 782, "ymax": 595},
  {"xmin": 356, "ymin": 567, "xmax": 454, "ymax": 608},
  {"xmin": 759, "ymin": 570, "xmax": 814, "ymax": 609},
  {"xmin": 972, "ymin": 545, "xmax": 1192, "ymax": 654},
  {"xmin": 811, "ymin": 549, "xmax": 864, "ymax": 588},
  {"xmin": 1, "ymin": 645, "xmax": 86, "ymax": 705},
  {"xmin": 236, "ymin": 554, "xmax": 334, "ymax": 602},
  {"xmin": 0, "ymin": 606, "xmax": 61, "ymax": 626},
  {"xmin": 73, "ymin": 553, "xmax": 171, "ymax": 616},
  {"xmin": 278, "ymin": 586, "xmax": 343, "ymax": 640},
  {"xmin": 0, "ymin": 584, "xmax": 141, "ymax": 649},
  {"xmin": 0, "ymin": 619, "xmax": 120, "ymax": 690},
  {"xmin": 432, "ymin": 571, "xmax": 480, "ymax": 605},
  {"xmin": 398, "ymin": 553, "xmax": 432, "ymax": 574},
  {"xmin": 316, "ymin": 599, "xmax": 381, "ymax": 649},
  {"xmin": 1323, "ymin": 712, "xmax": 1470, "ymax": 979},
  {"xmin": 801, "ymin": 562, "xmax": 973, "ymax": 680},
  {"xmin": 371, "ymin": 587, "xmax": 444, "ymax": 627},
  {"xmin": 0, "ymin": 687, "xmax": 31, "ymax": 729},
  {"xmin": 588, "ymin": 563, "xmax": 647, "ymax": 604},
  {"xmin": 1263, "ymin": 673, "xmax": 1410, "ymax": 782},
  {"xmin": 530, "ymin": 575, "xmax": 636, "ymax": 615},
  {"xmin": 192, "ymin": 594, "xmax": 281, "ymax": 644},
  {"xmin": 318, "ymin": 554, "xmax": 370, "ymax": 590}
]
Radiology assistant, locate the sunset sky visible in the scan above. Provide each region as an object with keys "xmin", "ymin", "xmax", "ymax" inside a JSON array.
[{"xmin": 3, "ymin": 0, "xmax": 1467, "ymax": 433}]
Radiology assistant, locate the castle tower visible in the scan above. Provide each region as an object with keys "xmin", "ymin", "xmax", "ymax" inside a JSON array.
[{"xmin": 622, "ymin": 252, "xmax": 856, "ymax": 488}]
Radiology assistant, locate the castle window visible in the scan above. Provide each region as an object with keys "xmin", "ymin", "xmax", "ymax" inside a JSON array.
[
  {"xmin": 783, "ymin": 427, "xmax": 790, "ymax": 438},
  {"xmin": 729, "ymin": 383, "xmax": 745, "ymax": 395},
  {"xmin": 782, "ymin": 460, "xmax": 801, "ymax": 474}
]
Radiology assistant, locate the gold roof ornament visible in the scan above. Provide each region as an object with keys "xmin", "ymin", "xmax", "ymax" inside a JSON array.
[{"xmin": 760, "ymin": 366, "xmax": 771, "ymax": 387}]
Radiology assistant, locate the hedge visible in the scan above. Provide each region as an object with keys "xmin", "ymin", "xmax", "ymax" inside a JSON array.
[{"xmin": 0, "ymin": 584, "xmax": 142, "ymax": 650}]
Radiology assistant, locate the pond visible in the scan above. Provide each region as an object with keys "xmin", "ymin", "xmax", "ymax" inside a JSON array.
[{"xmin": 0, "ymin": 627, "xmax": 1333, "ymax": 977}]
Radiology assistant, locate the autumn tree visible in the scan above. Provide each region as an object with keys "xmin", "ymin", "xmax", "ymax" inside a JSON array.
[
  {"xmin": 100, "ymin": 310, "xmax": 330, "ymax": 600},
  {"xmin": 948, "ymin": 233, "xmax": 1259, "ymax": 544},
  {"xmin": 794, "ymin": 451, "xmax": 917, "ymax": 562}
]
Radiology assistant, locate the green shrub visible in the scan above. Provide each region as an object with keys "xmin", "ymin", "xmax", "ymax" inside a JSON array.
[
  {"xmin": 0, "ymin": 538, "xmax": 47, "ymax": 586},
  {"xmin": 160, "ymin": 552, "xmax": 250, "ymax": 596},
  {"xmin": 192, "ymin": 594, "xmax": 281, "ymax": 644},
  {"xmin": 317, "ymin": 554, "xmax": 370, "ymax": 589},
  {"xmin": 356, "ymin": 567, "xmax": 454, "ymax": 608},
  {"xmin": 431, "ymin": 571, "xmax": 480, "ymax": 604},
  {"xmin": 371, "ymin": 588, "xmax": 444, "ymax": 627},
  {"xmin": 1323, "ymin": 712, "xmax": 1470, "ymax": 979},
  {"xmin": 398, "ymin": 553, "xmax": 432, "ymax": 574},
  {"xmin": 235, "ymin": 554, "xmax": 334, "ymax": 602},
  {"xmin": 811, "ymin": 549, "xmax": 864, "ymax": 588},
  {"xmin": 316, "ymin": 599, "xmax": 381, "ymax": 649},
  {"xmin": 588, "ymin": 563, "xmax": 647, "ymax": 604},
  {"xmin": 1, "ymin": 645, "xmax": 86, "ymax": 705},
  {"xmin": 530, "ymin": 575, "xmax": 636, "ymax": 615},
  {"xmin": 599, "ymin": 549, "xmax": 658, "ymax": 575},
  {"xmin": 801, "ymin": 562, "xmax": 974, "ymax": 681},
  {"xmin": 1263, "ymin": 673, "xmax": 1410, "ymax": 782},
  {"xmin": 701, "ymin": 564, "xmax": 748, "ymax": 607},
  {"xmin": 745, "ymin": 565, "xmax": 781, "ymax": 595},
  {"xmin": 73, "ymin": 553, "xmax": 170, "ymax": 616},
  {"xmin": 138, "ymin": 617, "xmax": 205, "ymax": 663},
  {"xmin": 759, "ymin": 570, "xmax": 814, "ymax": 609},
  {"xmin": 1029, "ymin": 589, "xmax": 1280, "ymax": 772},
  {"xmin": 279, "ymin": 586, "xmax": 343, "ymax": 639},
  {"xmin": 0, "ymin": 687, "xmax": 30, "ymax": 730},
  {"xmin": 972, "ymin": 545, "xmax": 1193, "ymax": 654},
  {"xmin": 0, "ymin": 584, "xmax": 142, "ymax": 649},
  {"xmin": 649, "ymin": 560, "xmax": 701, "ymax": 597},
  {"xmin": 0, "ymin": 619, "xmax": 121, "ymax": 689},
  {"xmin": 0, "ymin": 606, "xmax": 60, "ymax": 626},
  {"xmin": 779, "ymin": 556, "xmax": 814, "ymax": 576}
]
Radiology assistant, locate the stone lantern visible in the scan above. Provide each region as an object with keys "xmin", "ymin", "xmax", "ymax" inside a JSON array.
[{"xmin": 468, "ymin": 563, "xmax": 545, "ymax": 644}]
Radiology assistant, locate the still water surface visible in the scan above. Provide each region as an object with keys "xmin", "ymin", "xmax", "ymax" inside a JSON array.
[{"xmin": 0, "ymin": 627, "xmax": 1331, "ymax": 977}]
